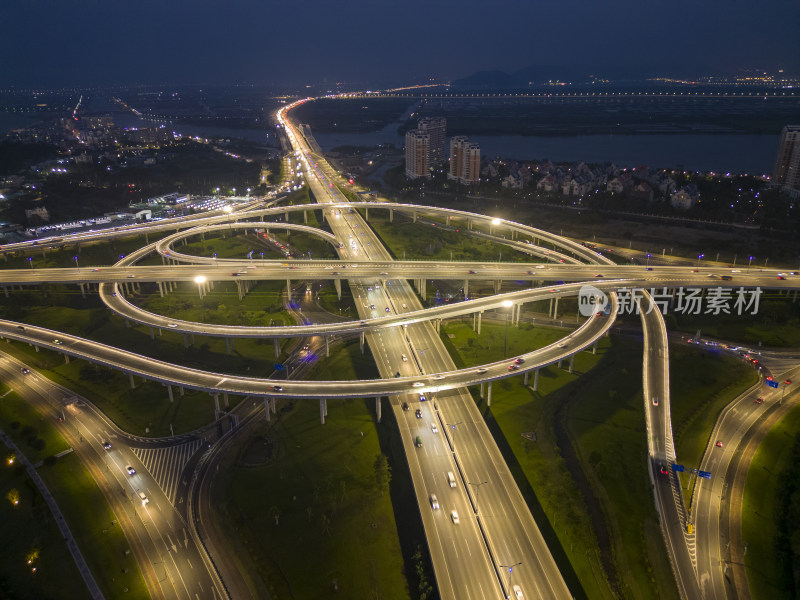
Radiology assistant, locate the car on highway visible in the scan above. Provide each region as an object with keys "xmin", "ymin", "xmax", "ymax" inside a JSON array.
[
  {"xmin": 401, "ymin": 354, "xmax": 408, "ymax": 362},
  {"xmin": 138, "ymin": 491, "xmax": 149, "ymax": 505},
  {"xmin": 430, "ymin": 494, "xmax": 439, "ymax": 510},
  {"xmin": 508, "ymin": 364, "xmax": 519, "ymax": 371},
  {"xmin": 16, "ymin": 325, "xmax": 24, "ymax": 331},
  {"xmin": 659, "ymin": 464, "xmax": 669, "ymax": 476},
  {"xmin": 513, "ymin": 585, "xmax": 525, "ymax": 599},
  {"xmin": 126, "ymin": 274, "xmax": 136, "ymax": 278},
  {"xmin": 477, "ymin": 367, "xmax": 488, "ymax": 374},
  {"xmin": 778, "ymin": 275, "xmax": 786, "ymax": 280},
  {"xmin": 385, "ymin": 307, "xmax": 390, "ymax": 313},
  {"xmin": 432, "ymin": 374, "xmax": 445, "ymax": 380},
  {"xmin": 402, "ymin": 402, "xmax": 409, "ymax": 411},
  {"xmin": 269, "ymin": 385, "xmax": 283, "ymax": 392},
  {"xmin": 370, "ymin": 304, "xmax": 375, "ymax": 310},
  {"xmin": 514, "ymin": 357, "xmax": 525, "ymax": 364},
  {"xmin": 20, "ymin": 367, "xmax": 30, "ymax": 374},
  {"xmin": 167, "ymin": 323, "xmax": 178, "ymax": 328},
  {"xmin": 527, "ymin": 270, "xmax": 536, "ymax": 275},
  {"xmin": 231, "ymin": 272, "xmax": 241, "ymax": 276},
  {"xmin": 468, "ymin": 270, "xmax": 477, "ymax": 274},
  {"xmin": 401, "ymin": 303, "xmax": 407, "ymax": 309},
  {"xmin": 102, "ymin": 441, "xmax": 111, "ymax": 450},
  {"xmin": 652, "ymin": 396, "xmax": 659, "ymax": 406},
  {"xmin": 593, "ymin": 273, "xmax": 603, "ymax": 277},
  {"xmin": 754, "ymin": 397, "xmax": 764, "ymax": 404},
  {"xmin": 126, "ymin": 466, "xmax": 136, "ymax": 475},
  {"xmin": 715, "ymin": 440, "xmax": 724, "ymax": 448},
  {"xmin": 53, "ymin": 339, "xmax": 62, "ymax": 345},
  {"xmin": 91, "ymin": 268, "xmax": 101, "ymax": 272},
  {"xmin": 415, "ymin": 408, "xmax": 422, "ymax": 418},
  {"xmin": 412, "ymin": 382, "xmax": 425, "ymax": 388},
  {"xmin": 557, "ymin": 343, "xmax": 567, "ymax": 348},
  {"xmin": 431, "ymin": 422, "xmax": 438, "ymax": 434},
  {"xmin": 447, "ymin": 471, "xmax": 457, "ymax": 487},
  {"xmin": 415, "ymin": 436, "xmax": 423, "ymax": 447},
  {"xmin": 450, "ymin": 510, "xmax": 460, "ymax": 524}
]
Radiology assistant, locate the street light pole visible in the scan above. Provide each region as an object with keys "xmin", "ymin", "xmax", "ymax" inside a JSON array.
[
  {"xmin": 73, "ymin": 255, "xmax": 79, "ymax": 268},
  {"xmin": 696, "ymin": 253, "xmax": 704, "ymax": 267},
  {"xmin": 446, "ymin": 421, "xmax": 463, "ymax": 450},
  {"xmin": 469, "ymin": 480, "xmax": 488, "ymax": 514},
  {"xmin": 499, "ymin": 562, "xmax": 522, "ymax": 599}
]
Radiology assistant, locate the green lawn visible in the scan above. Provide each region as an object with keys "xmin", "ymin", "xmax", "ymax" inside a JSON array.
[
  {"xmin": 670, "ymin": 344, "xmax": 759, "ymax": 500},
  {"xmin": 568, "ymin": 337, "xmax": 679, "ymax": 599},
  {"xmin": 0, "ymin": 390, "xmax": 147, "ymax": 599},
  {"xmin": 361, "ymin": 211, "xmax": 533, "ymax": 263},
  {"xmin": 213, "ymin": 341, "xmax": 410, "ymax": 599},
  {"xmin": 0, "ymin": 385, "xmax": 69, "ymax": 464},
  {"xmin": 441, "ymin": 319, "xmax": 618, "ymax": 599},
  {"xmin": 0, "ymin": 448, "xmax": 87, "ymax": 600},
  {"xmin": 742, "ymin": 403, "xmax": 800, "ymax": 600}
]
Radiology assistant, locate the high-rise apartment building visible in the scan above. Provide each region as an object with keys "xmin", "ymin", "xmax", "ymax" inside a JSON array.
[
  {"xmin": 405, "ymin": 129, "xmax": 431, "ymax": 179},
  {"xmin": 448, "ymin": 136, "xmax": 480, "ymax": 185},
  {"xmin": 773, "ymin": 125, "xmax": 800, "ymax": 198},
  {"xmin": 417, "ymin": 117, "xmax": 447, "ymax": 164}
]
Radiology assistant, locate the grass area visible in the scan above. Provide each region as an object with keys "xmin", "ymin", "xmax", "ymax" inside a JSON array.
[
  {"xmin": 441, "ymin": 319, "xmax": 619, "ymax": 599},
  {"xmin": 0, "ymin": 385, "xmax": 69, "ymax": 464},
  {"xmin": 670, "ymin": 343, "xmax": 759, "ymax": 500},
  {"xmin": 568, "ymin": 337, "xmax": 679, "ymax": 599},
  {"xmin": 0, "ymin": 233, "xmax": 166, "ymax": 270},
  {"xmin": 214, "ymin": 341, "xmax": 411, "ymax": 599},
  {"xmin": 742, "ymin": 403, "xmax": 800, "ymax": 600},
  {"xmin": 667, "ymin": 293, "xmax": 800, "ymax": 347},
  {"xmin": 0, "ymin": 444, "xmax": 86, "ymax": 600},
  {"xmin": 315, "ymin": 281, "xmax": 357, "ymax": 318},
  {"xmin": 0, "ymin": 389, "xmax": 147, "ymax": 598},
  {"xmin": 39, "ymin": 453, "xmax": 149, "ymax": 599},
  {"xmin": 361, "ymin": 211, "xmax": 533, "ymax": 263}
]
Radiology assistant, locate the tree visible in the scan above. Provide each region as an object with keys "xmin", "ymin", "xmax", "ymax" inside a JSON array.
[{"xmin": 373, "ymin": 454, "xmax": 391, "ymax": 495}]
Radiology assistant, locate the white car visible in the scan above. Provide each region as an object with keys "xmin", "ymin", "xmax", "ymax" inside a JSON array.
[
  {"xmin": 451, "ymin": 510, "xmax": 459, "ymax": 524},
  {"xmin": 167, "ymin": 323, "xmax": 178, "ymax": 328},
  {"xmin": 401, "ymin": 354, "xmax": 408, "ymax": 362},
  {"xmin": 412, "ymin": 382, "xmax": 425, "ymax": 388},
  {"xmin": 126, "ymin": 466, "xmax": 136, "ymax": 475},
  {"xmin": 430, "ymin": 494, "xmax": 439, "ymax": 510},
  {"xmin": 513, "ymin": 585, "xmax": 525, "ymax": 599},
  {"xmin": 431, "ymin": 422, "xmax": 439, "ymax": 434},
  {"xmin": 138, "ymin": 491, "xmax": 149, "ymax": 505}
]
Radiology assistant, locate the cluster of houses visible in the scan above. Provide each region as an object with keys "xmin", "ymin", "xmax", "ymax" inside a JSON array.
[{"xmin": 485, "ymin": 158, "xmax": 701, "ymax": 209}]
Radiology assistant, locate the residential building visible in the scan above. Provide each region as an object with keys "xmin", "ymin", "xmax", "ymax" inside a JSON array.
[
  {"xmin": 405, "ymin": 129, "xmax": 431, "ymax": 179},
  {"xmin": 449, "ymin": 136, "xmax": 480, "ymax": 185},
  {"xmin": 670, "ymin": 184, "xmax": 700, "ymax": 210},
  {"xmin": 417, "ymin": 117, "xmax": 447, "ymax": 164},
  {"xmin": 773, "ymin": 125, "xmax": 800, "ymax": 198}
]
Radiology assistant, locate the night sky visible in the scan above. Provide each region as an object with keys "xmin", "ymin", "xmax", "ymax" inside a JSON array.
[{"xmin": 2, "ymin": 0, "xmax": 799, "ymax": 88}]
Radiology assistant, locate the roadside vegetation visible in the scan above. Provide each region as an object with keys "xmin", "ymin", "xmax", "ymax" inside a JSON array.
[
  {"xmin": 212, "ymin": 340, "xmax": 415, "ymax": 599},
  {"xmin": 742, "ymin": 402, "xmax": 800, "ymax": 600},
  {"xmin": 0, "ymin": 386, "xmax": 148, "ymax": 599}
]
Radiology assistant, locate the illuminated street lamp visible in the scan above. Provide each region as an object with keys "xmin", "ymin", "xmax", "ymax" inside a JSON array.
[
  {"xmin": 696, "ymin": 253, "xmax": 704, "ymax": 267},
  {"xmin": 194, "ymin": 275, "xmax": 207, "ymax": 321},
  {"xmin": 27, "ymin": 257, "xmax": 32, "ymax": 269},
  {"xmin": 500, "ymin": 562, "xmax": 522, "ymax": 599},
  {"xmin": 73, "ymin": 255, "xmax": 79, "ymax": 268},
  {"xmin": 502, "ymin": 300, "xmax": 513, "ymax": 358},
  {"xmin": 446, "ymin": 421, "xmax": 463, "ymax": 449},
  {"xmin": 646, "ymin": 253, "xmax": 651, "ymax": 267},
  {"xmin": 748, "ymin": 256, "xmax": 754, "ymax": 268},
  {"xmin": 469, "ymin": 480, "xmax": 489, "ymax": 514}
]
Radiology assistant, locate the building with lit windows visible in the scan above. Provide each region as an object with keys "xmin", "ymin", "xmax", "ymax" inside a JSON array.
[
  {"xmin": 417, "ymin": 117, "xmax": 447, "ymax": 164},
  {"xmin": 773, "ymin": 125, "xmax": 800, "ymax": 199},
  {"xmin": 448, "ymin": 136, "xmax": 480, "ymax": 185},
  {"xmin": 405, "ymin": 129, "xmax": 431, "ymax": 179}
]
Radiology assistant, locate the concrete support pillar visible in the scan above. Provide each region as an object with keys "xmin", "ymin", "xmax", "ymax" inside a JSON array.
[
  {"xmin": 125, "ymin": 318, "xmax": 130, "ymax": 328},
  {"xmin": 554, "ymin": 297, "xmax": 559, "ymax": 319},
  {"xmin": 79, "ymin": 283, "xmax": 85, "ymax": 298},
  {"xmin": 464, "ymin": 279, "xmax": 469, "ymax": 299},
  {"xmin": 223, "ymin": 392, "xmax": 229, "ymax": 408},
  {"xmin": 487, "ymin": 381, "xmax": 493, "ymax": 406},
  {"xmin": 549, "ymin": 298, "xmax": 553, "ymax": 318},
  {"xmin": 320, "ymin": 399, "xmax": 326, "ymax": 424},
  {"xmin": 533, "ymin": 368, "xmax": 539, "ymax": 391},
  {"xmin": 365, "ymin": 207, "xmax": 369, "ymax": 221},
  {"xmin": 274, "ymin": 338, "xmax": 280, "ymax": 358},
  {"xmin": 225, "ymin": 338, "xmax": 231, "ymax": 355},
  {"xmin": 129, "ymin": 373, "xmax": 135, "ymax": 389},
  {"xmin": 230, "ymin": 337, "xmax": 235, "ymax": 352},
  {"xmin": 389, "ymin": 209, "xmax": 393, "ymax": 222},
  {"xmin": 523, "ymin": 371, "xmax": 529, "ymax": 386},
  {"xmin": 412, "ymin": 210, "xmax": 417, "ymax": 223},
  {"xmin": 64, "ymin": 354, "xmax": 69, "ymax": 364},
  {"xmin": 167, "ymin": 385, "xmax": 174, "ymax": 402},
  {"xmin": 334, "ymin": 278, "xmax": 342, "ymax": 300},
  {"xmin": 479, "ymin": 382, "xmax": 484, "ymax": 399},
  {"xmin": 158, "ymin": 282, "xmax": 164, "ymax": 297},
  {"xmin": 325, "ymin": 336, "xmax": 330, "ymax": 357},
  {"xmin": 493, "ymin": 280, "xmax": 501, "ymax": 294},
  {"xmin": 303, "ymin": 210, "xmax": 308, "ymax": 224},
  {"xmin": 265, "ymin": 398, "xmax": 271, "ymax": 422},
  {"xmin": 435, "ymin": 319, "xmax": 440, "ymax": 333},
  {"xmin": 558, "ymin": 359, "xmax": 563, "ymax": 369},
  {"xmin": 213, "ymin": 394, "xmax": 220, "ymax": 413},
  {"xmin": 180, "ymin": 386, "xmax": 185, "ymax": 396},
  {"xmin": 183, "ymin": 334, "xmax": 189, "ymax": 348},
  {"xmin": 569, "ymin": 354, "xmax": 575, "ymax": 373},
  {"xmin": 375, "ymin": 396, "xmax": 381, "ymax": 423},
  {"xmin": 477, "ymin": 311, "xmax": 483, "ymax": 335},
  {"xmin": 149, "ymin": 327, "xmax": 155, "ymax": 340},
  {"xmin": 446, "ymin": 215, "xmax": 451, "ymax": 226},
  {"xmin": 360, "ymin": 331, "xmax": 365, "ymax": 354},
  {"xmin": 592, "ymin": 341, "xmax": 598, "ymax": 355},
  {"xmin": 286, "ymin": 279, "xmax": 291, "ymax": 298}
]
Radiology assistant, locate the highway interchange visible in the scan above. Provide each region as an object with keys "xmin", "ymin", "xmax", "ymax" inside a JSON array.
[{"xmin": 0, "ymin": 95, "xmax": 798, "ymax": 599}]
